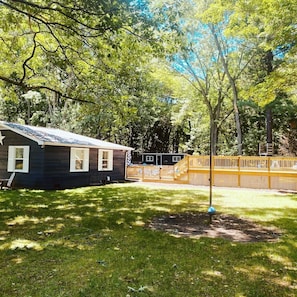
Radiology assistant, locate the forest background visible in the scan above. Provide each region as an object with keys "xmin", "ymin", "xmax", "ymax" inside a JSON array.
[{"xmin": 0, "ymin": 0, "xmax": 296, "ymax": 156}]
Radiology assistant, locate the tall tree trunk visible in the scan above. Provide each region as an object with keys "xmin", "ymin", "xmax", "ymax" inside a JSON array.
[
  {"xmin": 233, "ymin": 96, "xmax": 242, "ymax": 155},
  {"xmin": 210, "ymin": 113, "xmax": 218, "ymax": 156},
  {"xmin": 210, "ymin": 25, "xmax": 242, "ymax": 155},
  {"xmin": 264, "ymin": 50, "xmax": 274, "ymax": 147},
  {"xmin": 266, "ymin": 107, "xmax": 273, "ymax": 144}
]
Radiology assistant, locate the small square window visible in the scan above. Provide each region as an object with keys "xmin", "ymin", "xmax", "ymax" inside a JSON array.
[
  {"xmin": 145, "ymin": 155, "xmax": 154, "ymax": 162},
  {"xmin": 172, "ymin": 156, "xmax": 182, "ymax": 163}
]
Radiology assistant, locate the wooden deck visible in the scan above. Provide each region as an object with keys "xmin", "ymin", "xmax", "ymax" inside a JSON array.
[{"xmin": 126, "ymin": 155, "xmax": 297, "ymax": 191}]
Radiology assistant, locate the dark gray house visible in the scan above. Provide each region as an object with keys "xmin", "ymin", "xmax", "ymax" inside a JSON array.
[
  {"xmin": 0, "ymin": 121, "xmax": 133, "ymax": 189},
  {"xmin": 134, "ymin": 152, "xmax": 187, "ymax": 166}
]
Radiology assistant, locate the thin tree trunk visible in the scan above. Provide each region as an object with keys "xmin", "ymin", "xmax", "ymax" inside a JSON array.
[
  {"xmin": 210, "ymin": 25, "xmax": 243, "ymax": 155},
  {"xmin": 233, "ymin": 98, "xmax": 242, "ymax": 155},
  {"xmin": 210, "ymin": 114, "xmax": 218, "ymax": 156},
  {"xmin": 265, "ymin": 50, "xmax": 274, "ymax": 147},
  {"xmin": 266, "ymin": 107, "xmax": 273, "ymax": 144}
]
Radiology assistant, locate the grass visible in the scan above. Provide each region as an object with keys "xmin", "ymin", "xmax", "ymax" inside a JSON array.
[{"xmin": 0, "ymin": 183, "xmax": 297, "ymax": 297}]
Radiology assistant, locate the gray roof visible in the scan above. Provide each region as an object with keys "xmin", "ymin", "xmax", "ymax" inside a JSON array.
[{"xmin": 0, "ymin": 121, "xmax": 133, "ymax": 150}]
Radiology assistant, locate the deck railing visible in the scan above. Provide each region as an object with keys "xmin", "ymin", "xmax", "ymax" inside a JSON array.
[
  {"xmin": 126, "ymin": 155, "xmax": 297, "ymax": 190},
  {"xmin": 185, "ymin": 155, "xmax": 297, "ymax": 172}
]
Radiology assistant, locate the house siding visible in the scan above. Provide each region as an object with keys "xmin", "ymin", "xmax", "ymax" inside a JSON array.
[
  {"xmin": 89, "ymin": 149, "xmax": 127, "ymax": 186},
  {"xmin": 42, "ymin": 146, "xmax": 76, "ymax": 189},
  {"xmin": 139, "ymin": 153, "xmax": 186, "ymax": 166},
  {"xmin": 41, "ymin": 147, "xmax": 128, "ymax": 189},
  {"xmin": 0, "ymin": 129, "xmax": 45, "ymax": 188},
  {"xmin": 0, "ymin": 129, "xmax": 129, "ymax": 190}
]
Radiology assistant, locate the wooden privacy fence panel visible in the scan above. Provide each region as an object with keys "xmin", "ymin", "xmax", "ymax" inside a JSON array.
[
  {"xmin": 126, "ymin": 156, "xmax": 297, "ymax": 190},
  {"xmin": 126, "ymin": 165, "xmax": 175, "ymax": 181}
]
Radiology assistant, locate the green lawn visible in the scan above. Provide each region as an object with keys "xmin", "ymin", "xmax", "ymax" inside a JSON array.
[{"xmin": 0, "ymin": 183, "xmax": 297, "ymax": 297}]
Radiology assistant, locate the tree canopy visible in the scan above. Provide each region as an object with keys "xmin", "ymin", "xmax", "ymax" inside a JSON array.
[
  {"xmin": 149, "ymin": 0, "xmax": 297, "ymax": 155},
  {"xmin": 1, "ymin": 0, "xmax": 297, "ymax": 155},
  {"xmin": 0, "ymin": 0, "xmax": 155, "ymax": 101}
]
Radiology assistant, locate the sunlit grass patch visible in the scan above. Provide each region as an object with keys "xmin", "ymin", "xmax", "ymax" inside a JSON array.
[
  {"xmin": 0, "ymin": 184, "xmax": 296, "ymax": 296},
  {"xmin": 6, "ymin": 215, "xmax": 40, "ymax": 226}
]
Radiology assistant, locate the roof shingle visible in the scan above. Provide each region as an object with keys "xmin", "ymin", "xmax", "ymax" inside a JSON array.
[{"xmin": 0, "ymin": 121, "xmax": 133, "ymax": 150}]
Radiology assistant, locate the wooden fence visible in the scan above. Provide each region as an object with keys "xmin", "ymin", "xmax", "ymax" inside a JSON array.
[{"xmin": 126, "ymin": 155, "xmax": 297, "ymax": 191}]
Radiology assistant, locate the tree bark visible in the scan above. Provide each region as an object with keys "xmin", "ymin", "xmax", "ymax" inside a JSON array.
[
  {"xmin": 264, "ymin": 50, "xmax": 274, "ymax": 146},
  {"xmin": 266, "ymin": 107, "xmax": 273, "ymax": 144},
  {"xmin": 210, "ymin": 25, "xmax": 242, "ymax": 155}
]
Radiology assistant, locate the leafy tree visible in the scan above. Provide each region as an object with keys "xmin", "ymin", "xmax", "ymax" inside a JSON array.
[
  {"xmin": 2, "ymin": 0, "xmax": 296, "ymax": 156},
  {"xmin": 179, "ymin": 0, "xmax": 297, "ymax": 155},
  {"xmin": 0, "ymin": 1, "xmax": 172, "ymax": 147},
  {"xmin": 151, "ymin": 0, "xmax": 258, "ymax": 155},
  {"xmin": 221, "ymin": 0, "xmax": 297, "ymax": 154},
  {"xmin": 0, "ymin": 0, "xmax": 154, "ymax": 101}
]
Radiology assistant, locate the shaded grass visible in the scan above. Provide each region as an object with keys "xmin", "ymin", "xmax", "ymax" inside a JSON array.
[{"xmin": 0, "ymin": 184, "xmax": 297, "ymax": 296}]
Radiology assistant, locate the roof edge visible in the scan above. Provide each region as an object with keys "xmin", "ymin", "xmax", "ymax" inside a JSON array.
[
  {"xmin": 43, "ymin": 141, "xmax": 134, "ymax": 150},
  {"xmin": 0, "ymin": 121, "xmax": 44, "ymax": 146},
  {"xmin": 0, "ymin": 121, "xmax": 134, "ymax": 150}
]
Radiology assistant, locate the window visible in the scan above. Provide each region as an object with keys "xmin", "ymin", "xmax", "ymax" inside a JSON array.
[
  {"xmin": 172, "ymin": 156, "xmax": 182, "ymax": 163},
  {"xmin": 98, "ymin": 150, "xmax": 113, "ymax": 171},
  {"xmin": 70, "ymin": 148, "xmax": 89, "ymax": 172},
  {"xmin": 8, "ymin": 146, "xmax": 30, "ymax": 173},
  {"xmin": 145, "ymin": 155, "xmax": 154, "ymax": 162}
]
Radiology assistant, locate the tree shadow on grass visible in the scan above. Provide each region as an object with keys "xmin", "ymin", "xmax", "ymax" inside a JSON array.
[
  {"xmin": 0, "ymin": 185, "xmax": 210, "ymax": 252},
  {"xmin": 148, "ymin": 212, "xmax": 282, "ymax": 242},
  {"xmin": 1, "ymin": 185, "xmax": 297, "ymax": 297}
]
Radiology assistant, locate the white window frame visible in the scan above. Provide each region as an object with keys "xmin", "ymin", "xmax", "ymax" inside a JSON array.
[
  {"xmin": 8, "ymin": 146, "xmax": 30, "ymax": 173},
  {"xmin": 172, "ymin": 156, "xmax": 182, "ymax": 163},
  {"xmin": 98, "ymin": 149, "xmax": 113, "ymax": 171},
  {"xmin": 70, "ymin": 148, "xmax": 89, "ymax": 172},
  {"xmin": 145, "ymin": 155, "xmax": 154, "ymax": 162}
]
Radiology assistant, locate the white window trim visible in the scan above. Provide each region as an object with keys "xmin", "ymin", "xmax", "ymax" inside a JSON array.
[
  {"xmin": 145, "ymin": 155, "xmax": 154, "ymax": 162},
  {"xmin": 172, "ymin": 156, "xmax": 182, "ymax": 163},
  {"xmin": 70, "ymin": 148, "xmax": 89, "ymax": 172},
  {"xmin": 8, "ymin": 145, "xmax": 30, "ymax": 173},
  {"xmin": 98, "ymin": 149, "xmax": 113, "ymax": 171}
]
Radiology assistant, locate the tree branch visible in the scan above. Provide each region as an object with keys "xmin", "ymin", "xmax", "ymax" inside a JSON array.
[
  {"xmin": 0, "ymin": 75, "xmax": 95, "ymax": 104},
  {"xmin": 1, "ymin": 0, "xmax": 120, "ymax": 37},
  {"xmin": 21, "ymin": 32, "xmax": 38, "ymax": 82}
]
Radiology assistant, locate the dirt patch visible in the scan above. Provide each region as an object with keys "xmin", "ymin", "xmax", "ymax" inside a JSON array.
[{"xmin": 148, "ymin": 212, "xmax": 281, "ymax": 242}]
